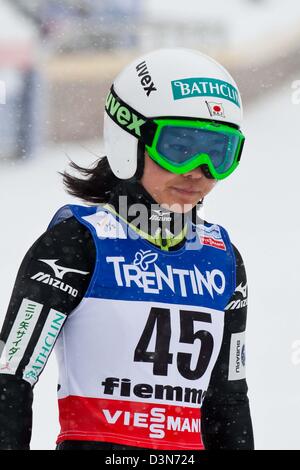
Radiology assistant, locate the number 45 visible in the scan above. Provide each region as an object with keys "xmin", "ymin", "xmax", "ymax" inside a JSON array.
[{"xmin": 134, "ymin": 307, "xmax": 214, "ymax": 380}]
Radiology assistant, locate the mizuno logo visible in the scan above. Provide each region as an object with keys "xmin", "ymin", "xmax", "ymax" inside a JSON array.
[
  {"xmin": 150, "ymin": 209, "xmax": 172, "ymax": 222},
  {"xmin": 136, "ymin": 60, "xmax": 157, "ymax": 96},
  {"xmin": 152, "ymin": 209, "xmax": 170, "ymax": 217},
  {"xmin": 30, "ymin": 273, "xmax": 79, "ymax": 297},
  {"xmin": 37, "ymin": 259, "xmax": 89, "ymax": 280},
  {"xmin": 235, "ymin": 282, "xmax": 247, "ymax": 298},
  {"xmin": 105, "ymin": 92, "xmax": 146, "ymax": 137},
  {"xmin": 225, "ymin": 282, "xmax": 248, "ymax": 310}
]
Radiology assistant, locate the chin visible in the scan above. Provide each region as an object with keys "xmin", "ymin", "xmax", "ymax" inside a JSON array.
[{"xmin": 164, "ymin": 200, "xmax": 198, "ymax": 214}]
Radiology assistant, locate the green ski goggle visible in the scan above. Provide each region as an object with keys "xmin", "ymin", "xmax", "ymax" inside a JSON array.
[
  {"xmin": 105, "ymin": 86, "xmax": 245, "ymax": 180},
  {"xmin": 145, "ymin": 119, "xmax": 245, "ymax": 180}
]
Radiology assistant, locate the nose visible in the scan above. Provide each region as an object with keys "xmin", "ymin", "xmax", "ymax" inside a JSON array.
[{"xmin": 182, "ymin": 165, "xmax": 205, "ymax": 179}]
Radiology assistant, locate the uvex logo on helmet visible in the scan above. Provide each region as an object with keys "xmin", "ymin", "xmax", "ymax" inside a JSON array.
[
  {"xmin": 105, "ymin": 91, "xmax": 146, "ymax": 138},
  {"xmin": 136, "ymin": 60, "xmax": 157, "ymax": 96}
]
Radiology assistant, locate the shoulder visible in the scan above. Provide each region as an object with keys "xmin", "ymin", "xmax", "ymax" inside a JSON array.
[
  {"xmin": 230, "ymin": 243, "xmax": 245, "ymax": 270},
  {"xmin": 202, "ymin": 219, "xmax": 243, "ymax": 258},
  {"xmin": 47, "ymin": 214, "xmax": 92, "ymax": 239},
  {"xmin": 47, "ymin": 203, "xmax": 102, "ymax": 241},
  {"xmin": 201, "ymin": 219, "xmax": 246, "ymax": 284},
  {"xmin": 30, "ymin": 213, "xmax": 96, "ymax": 266},
  {"xmin": 214, "ymin": 223, "xmax": 246, "ymax": 279},
  {"xmin": 198, "ymin": 218, "xmax": 236, "ymax": 255},
  {"xmin": 44, "ymin": 212, "xmax": 93, "ymax": 243}
]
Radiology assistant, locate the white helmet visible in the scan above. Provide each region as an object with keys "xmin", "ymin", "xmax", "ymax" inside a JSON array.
[{"xmin": 104, "ymin": 48, "xmax": 243, "ymax": 180}]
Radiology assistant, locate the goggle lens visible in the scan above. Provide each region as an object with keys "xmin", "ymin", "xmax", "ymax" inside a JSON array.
[{"xmin": 156, "ymin": 125, "xmax": 241, "ymax": 174}]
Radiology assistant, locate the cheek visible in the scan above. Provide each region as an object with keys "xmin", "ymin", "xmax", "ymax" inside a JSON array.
[
  {"xmin": 143, "ymin": 159, "xmax": 173, "ymax": 190},
  {"xmin": 203, "ymin": 178, "xmax": 217, "ymax": 190}
]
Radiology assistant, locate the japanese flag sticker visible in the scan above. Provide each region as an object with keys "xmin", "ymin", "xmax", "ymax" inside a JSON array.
[{"xmin": 206, "ymin": 101, "xmax": 226, "ymax": 118}]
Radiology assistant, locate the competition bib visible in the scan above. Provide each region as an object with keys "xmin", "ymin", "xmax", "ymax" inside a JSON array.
[
  {"xmin": 56, "ymin": 298, "xmax": 224, "ymax": 450},
  {"xmin": 49, "ymin": 204, "xmax": 235, "ymax": 450}
]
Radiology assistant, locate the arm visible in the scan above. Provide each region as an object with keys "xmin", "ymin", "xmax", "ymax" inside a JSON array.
[
  {"xmin": 0, "ymin": 216, "xmax": 95, "ymax": 450},
  {"xmin": 201, "ymin": 243, "xmax": 254, "ymax": 450}
]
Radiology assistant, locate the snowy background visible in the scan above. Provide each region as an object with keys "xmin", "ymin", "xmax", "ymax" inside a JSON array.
[{"xmin": 0, "ymin": 0, "xmax": 300, "ymax": 450}]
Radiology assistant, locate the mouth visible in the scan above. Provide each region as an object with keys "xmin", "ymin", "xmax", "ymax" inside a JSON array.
[{"xmin": 171, "ymin": 186, "xmax": 201, "ymax": 196}]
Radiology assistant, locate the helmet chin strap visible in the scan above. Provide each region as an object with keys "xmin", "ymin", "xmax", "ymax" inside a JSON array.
[{"xmin": 125, "ymin": 141, "xmax": 146, "ymax": 183}]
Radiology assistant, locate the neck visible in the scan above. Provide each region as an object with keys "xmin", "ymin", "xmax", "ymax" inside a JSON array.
[{"xmin": 106, "ymin": 180, "xmax": 202, "ymax": 250}]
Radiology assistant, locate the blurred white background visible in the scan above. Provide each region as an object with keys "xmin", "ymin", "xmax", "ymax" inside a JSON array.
[{"xmin": 0, "ymin": 0, "xmax": 300, "ymax": 450}]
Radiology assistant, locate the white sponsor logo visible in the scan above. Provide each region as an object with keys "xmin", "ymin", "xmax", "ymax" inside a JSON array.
[
  {"xmin": 196, "ymin": 224, "xmax": 226, "ymax": 250},
  {"xmin": 150, "ymin": 209, "xmax": 172, "ymax": 222},
  {"xmin": 106, "ymin": 254, "xmax": 226, "ymax": 298},
  {"xmin": 0, "ymin": 299, "xmax": 43, "ymax": 374},
  {"xmin": 83, "ymin": 211, "xmax": 127, "ymax": 239},
  {"xmin": 37, "ymin": 259, "xmax": 89, "ymax": 280},
  {"xmin": 225, "ymin": 282, "xmax": 248, "ymax": 310},
  {"xmin": 30, "ymin": 260, "xmax": 89, "ymax": 298},
  {"xmin": 228, "ymin": 331, "xmax": 246, "ymax": 380},
  {"xmin": 23, "ymin": 309, "xmax": 67, "ymax": 385},
  {"xmin": 133, "ymin": 249, "xmax": 158, "ymax": 271},
  {"xmin": 198, "ymin": 224, "xmax": 223, "ymax": 240},
  {"xmin": 30, "ymin": 273, "xmax": 79, "ymax": 297},
  {"xmin": 235, "ymin": 281, "xmax": 247, "ymax": 298},
  {"xmin": 102, "ymin": 407, "xmax": 201, "ymax": 440}
]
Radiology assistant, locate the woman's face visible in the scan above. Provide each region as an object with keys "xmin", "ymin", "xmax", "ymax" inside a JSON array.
[{"xmin": 140, "ymin": 152, "xmax": 218, "ymax": 213}]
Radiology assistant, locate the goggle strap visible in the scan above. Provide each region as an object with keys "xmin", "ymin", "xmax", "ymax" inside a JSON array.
[
  {"xmin": 199, "ymin": 164, "xmax": 216, "ymax": 180},
  {"xmin": 105, "ymin": 86, "xmax": 157, "ymax": 145},
  {"xmin": 237, "ymin": 137, "xmax": 245, "ymax": 162},
  {"xmin": 105, "ymin": 86, "xmax": 244, "ymax": 155}
]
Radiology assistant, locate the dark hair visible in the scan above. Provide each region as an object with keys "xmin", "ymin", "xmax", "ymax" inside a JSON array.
[
  {"xmin": 60, "ymin": 143, "xmax": 146, "ymax": 204},
  {"xmin": 59, "ymin": 156, "xmax": 121, "ymax": 204}
]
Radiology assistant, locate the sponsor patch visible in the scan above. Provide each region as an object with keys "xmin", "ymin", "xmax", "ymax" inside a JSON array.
[
  {"xmin": 171, "ymin": 77, "xmax": 240, "ymax": 107},
  {"xmin": 0, "ymin": 299, "xmax": 43, "ymax": 374},
  {"xmin": 83, "ymin": 211, "xmax": 127, "ymax": 239},
  {"xmin": 197, "ymin": 224, "xmax": 226, "ymax": 251},
  {"xmin": 58, "ymin": 396, "xmax": 204, "ymax": 450},
  {"xmin": 23, "ymin": 309, "xmax": 67, "ymax": 385},
  {"xmin": 228, "ymin": 331, "xmax": 246, "ymax": 380},
  {"xmin": 106, "ymin": 253, "xmax": 226, "ymax": 298}
]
